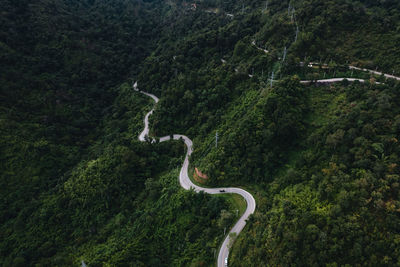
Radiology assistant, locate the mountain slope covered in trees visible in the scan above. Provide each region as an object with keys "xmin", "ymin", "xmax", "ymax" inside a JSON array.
[
  {"xmin": 1, "ymin": 0, "xmax": 400, "ymax": 266},
  {"xmin": 138, "ymin": 0, "xmax": 400, "ymax": 266},
  {"xmin": 1, "ymin": 1, "xmax": 236, "ymax": 265}
]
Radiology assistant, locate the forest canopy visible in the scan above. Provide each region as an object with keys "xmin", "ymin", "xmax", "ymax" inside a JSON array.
[{"xmin": 1, "ymin": 0, "xmax": 400, "ymax": 266}]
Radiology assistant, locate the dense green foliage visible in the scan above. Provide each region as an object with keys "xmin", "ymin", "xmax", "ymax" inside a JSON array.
[
  {"xmin": 1, "ymin": 80, "xmax": 235, "ymax": 265},
  {"xmin": 133, "ymin": 0, "xmax": 400, "ymax": 266},
  {"xmin": 0, "ymin": 1, "xmax": 235, "ymax": 265},
  {"xmin": 2, "ymin": 0, "xmax": 400, "ymax": 266},
  {"xmin": 230, "ymin": 80, "xmax": 400, "ymax": 266},
  {"xmin": 201, "ymin": 77, "xmax": 306, "ymax": 184}
]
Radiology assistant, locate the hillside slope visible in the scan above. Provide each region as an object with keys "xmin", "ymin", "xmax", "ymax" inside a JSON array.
[
  {"xmin": 1, "ymin": 0, "xmax": 400, "ymax": 266},
  {"xmin": 136, "ymin": 0, "xmax": 400, "ymax": 266}
]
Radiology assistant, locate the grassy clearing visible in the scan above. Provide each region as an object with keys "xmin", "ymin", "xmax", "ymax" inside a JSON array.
[{"xmin": 218, "ymin": 193, "xmax": 247, "ymax": 218}]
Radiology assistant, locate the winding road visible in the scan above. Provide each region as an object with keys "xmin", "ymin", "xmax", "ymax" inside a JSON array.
[
  {"xmin": 300, "ymin": 78, "xmax": 382, "ymax": 84},
  {"xmin": 134, "ymin": 82, "xmax": 256, "ymax": 267},
  {"xmin": 349, "ymin": 66, "xmax": 400, "ymax": 81},
  {"xmin": 133, "ymin": 63, "xmax": 397, "ymax": 266},
  {"xmin": 300, "ymin": 62, "xmax": 400, "ymax": 84}
]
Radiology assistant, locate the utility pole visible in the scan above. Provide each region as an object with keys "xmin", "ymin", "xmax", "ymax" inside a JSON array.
[
  {"xmin": 295, "ymin": 25, "xmax": 299, "ymax": 42},
  {"xmin": 215, "ymin": 131, "xmax": 218, "ymax": 148},
  {"xmin": 270, "ymin": 71, "xmax": 274, "ymax": 87},
  {"xmin": 282, "ymin": 46, "xmax": 287, "ymax": 63},
  {"xmin": 291, "ymin": 8, "xmax": 295, "ymax": 22}
]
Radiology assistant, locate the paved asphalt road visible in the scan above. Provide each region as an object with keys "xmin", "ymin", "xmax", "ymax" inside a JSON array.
[
  {"xmin": 133, "ymin": 62, "xmax": 397, "ymax": 266},
  {"xmin": 300, "ymin": 62, "xmax": 400, "ymax": 82},
  {"xmin": 300, "ymin": 77, "xmax": 375, "ymax": 84},
  {"xmin": 349, "ymin": 65, "xmax": 400, "ymax": 81},
  {"xmin": 134, "ymin": 82, "xmax": 256, "ymax": 267}
]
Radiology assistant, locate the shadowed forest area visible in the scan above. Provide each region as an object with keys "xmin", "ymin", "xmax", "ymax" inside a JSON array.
[{"xmin": 1, "ymin": 0, "xmax": 400, "ymax": 266}]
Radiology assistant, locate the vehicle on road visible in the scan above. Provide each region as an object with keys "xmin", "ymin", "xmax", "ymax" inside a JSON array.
[{"xmin": 136, "ymin": 86, "xmax": 256, "ymax": 267}]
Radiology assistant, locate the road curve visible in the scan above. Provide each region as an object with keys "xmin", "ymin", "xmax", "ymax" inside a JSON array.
[
  {"xmin": 134, "ymin": 82, "xmax": 256, "ymax": 267},
  {"xmin": 300, "ymin": 63, "xmax": 400, "ymax": 84},
  {"xmin": 300, "ymin": 77, "xmax": 382, "ymax": 84},
  {"xmin": 349, "ymin": 66, "xmax": 400, "ymax": 81},
  {"xmin": 301, "ymin": 62, "xmax": 400, "ymax": 81}
]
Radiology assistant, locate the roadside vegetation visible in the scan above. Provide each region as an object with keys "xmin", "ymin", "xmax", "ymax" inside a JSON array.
[{"xmin": 1, "ymin": 0, "xmax": 400, "ymax": 266}]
